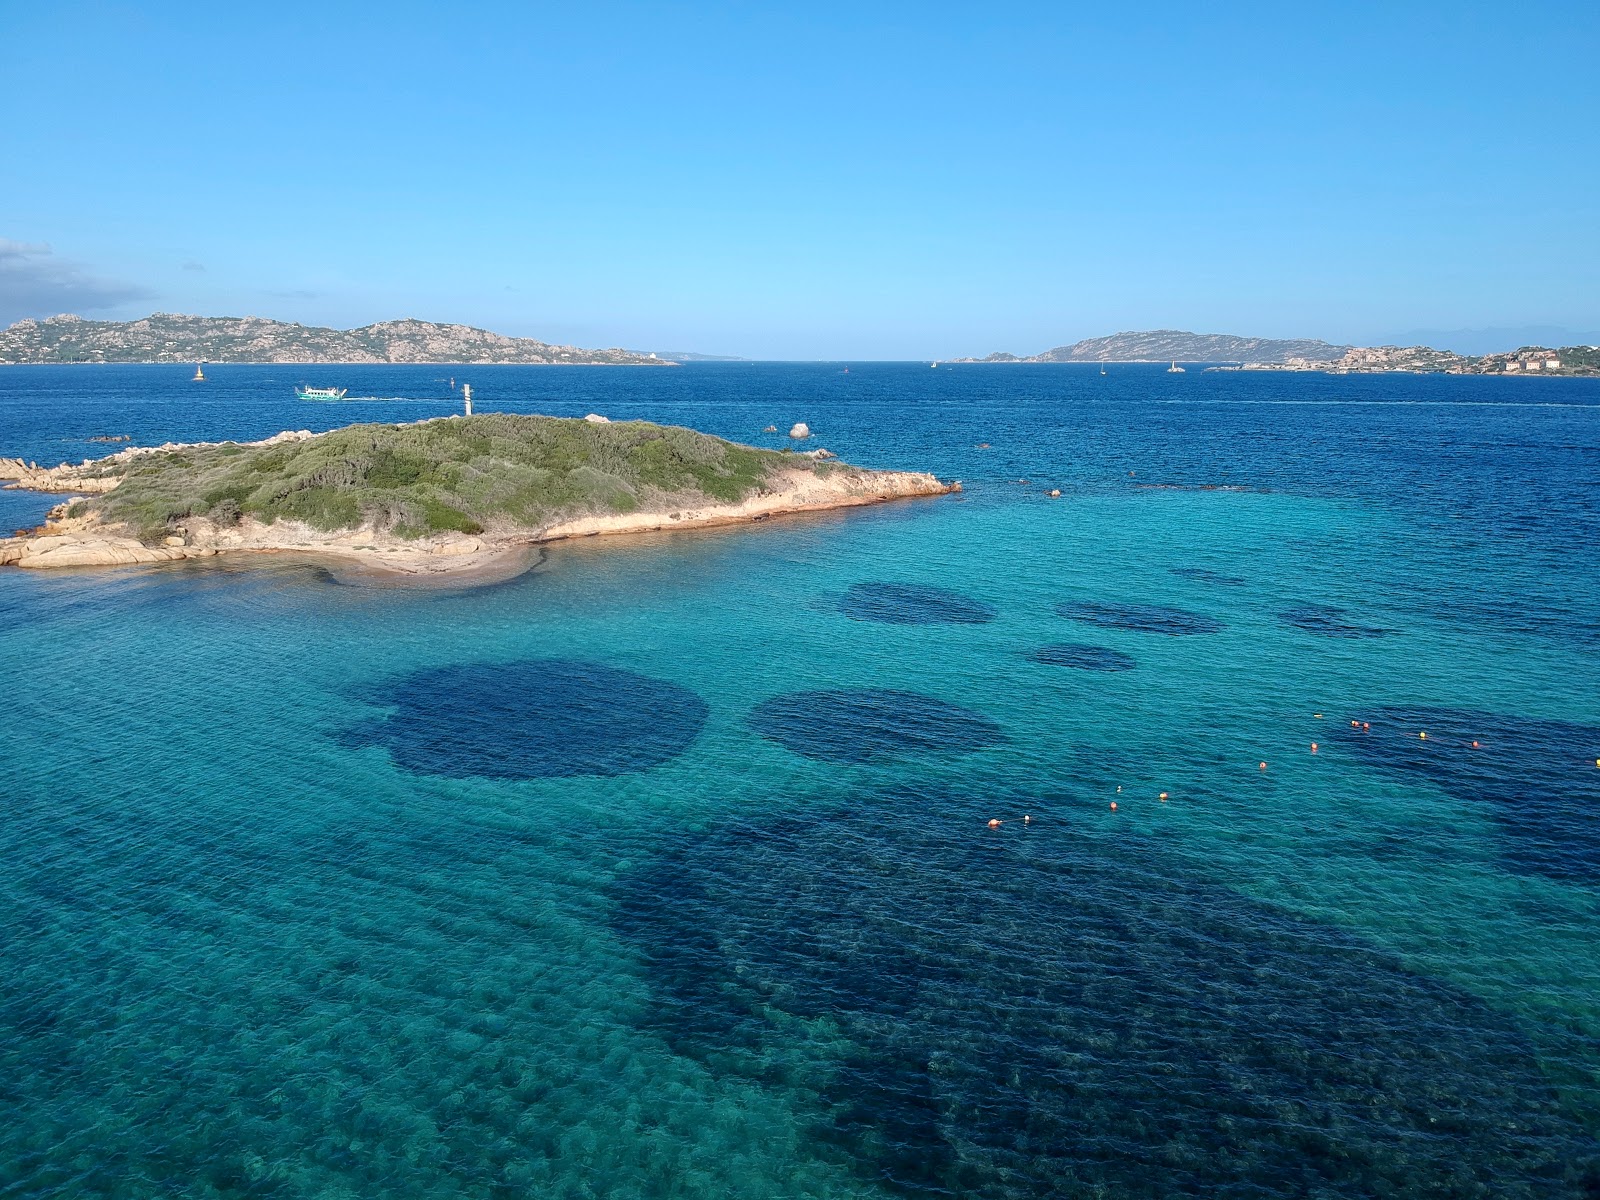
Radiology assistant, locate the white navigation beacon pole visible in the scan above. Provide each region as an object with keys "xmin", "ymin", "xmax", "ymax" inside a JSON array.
[{"xmin": 462, "ymin": 383, "xmax": 472, "ymax": 416}]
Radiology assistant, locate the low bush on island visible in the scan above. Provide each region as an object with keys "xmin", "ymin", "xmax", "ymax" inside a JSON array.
[{"xmin": 93, "ymin": 414, "xmax": 801, "ymax": 543}]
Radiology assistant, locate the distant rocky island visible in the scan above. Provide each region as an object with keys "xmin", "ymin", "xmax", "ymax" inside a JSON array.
[
  {"xmin": 0, "ymin": 313, "xmax": 672, "ymax": 366},
  {"xmin": 0, "ymin": 413, "xmax": 947, "ymax": 573},
  {"xmin": 960, "ymin": 329, "xmax": 1600, "ymax": 376},
  {"xmin": 964, "ymin": 331, "xmax": 1351, "ymax": 365}
]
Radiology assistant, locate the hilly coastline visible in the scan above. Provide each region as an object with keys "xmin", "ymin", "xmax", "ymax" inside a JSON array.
[
  {"xmin": 968, "ymin": 330, "xmax": 1350, "ymax": 364},
  {"xmin": 960, "ymin": 329, "xmax": 1600, "ymax": 375},
  {"xmin": 0, "ymin": 313, "xmax": 671, "ymax": 366}
]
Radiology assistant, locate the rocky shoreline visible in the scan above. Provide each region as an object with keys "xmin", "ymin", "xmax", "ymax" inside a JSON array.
[{"xmin": 0, "ymin": 432, "xmax": 951, "ymax": 574}]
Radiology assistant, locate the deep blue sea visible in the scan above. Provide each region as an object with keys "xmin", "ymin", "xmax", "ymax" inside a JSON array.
[{"xmin": 2, "ymin": 362, "xmax": 1598, "ymax": 1199}]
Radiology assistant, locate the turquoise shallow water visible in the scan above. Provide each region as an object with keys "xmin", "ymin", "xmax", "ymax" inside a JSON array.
[{"xmin": 2, "ymin": 364, "xmax": 1599, "ymax": 1197}]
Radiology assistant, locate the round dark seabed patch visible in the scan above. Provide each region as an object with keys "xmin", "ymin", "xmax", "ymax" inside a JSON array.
[
  {"xmin": 838, "ymin": 582, "xmax": 998, "ymax": 625},
  {"xmin": 749, "ymin": 688, "xmax": 1004, "ymax": 763},
  {"xmin": 1056, "ymin": 600, "xmax": 1223, "ymax": 635},
  {"xmin": 1030, "ymin": 643, "xmax": 1137, "ymax": 671},
  {"xmin": 616, "ymin": 806, "xmax": 1600, "ymax": 1198},
  {"xmin": 345, "ymin": 658, "xmax": 708, "ymax": 779}
]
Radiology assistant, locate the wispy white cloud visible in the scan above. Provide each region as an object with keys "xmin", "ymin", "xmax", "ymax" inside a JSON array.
[{"xmin": 0, "ymin": 239, "xmax": 152, "ymax": 325}]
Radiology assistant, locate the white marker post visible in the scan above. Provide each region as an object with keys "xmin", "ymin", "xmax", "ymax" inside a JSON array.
[{"xmin": 463, "ymin": 383, "xmax": 473, "ymax": 416}]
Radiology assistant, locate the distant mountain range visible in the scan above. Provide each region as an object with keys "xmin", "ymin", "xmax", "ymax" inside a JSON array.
[
  {"xmin": 961, "ymin": 330, "xmax": 1350, "ymax": 364},
  {"xmin": 0, "ymin": 314, "xmax": 672, "ymax": 366},
  {"xmin": 957, "ymin": 329, "xmax": 1600, "ymax": 376}
]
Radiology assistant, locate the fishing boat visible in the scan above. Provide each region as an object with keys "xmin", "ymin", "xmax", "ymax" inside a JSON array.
[
  {"xmin": 1167, "ymin": 360, "xmax": 1186, "ymax": 373},
  {"xmin": 295, "ymin": 385, "xmax": 348, "ymax": 401},
  {"xmin": 192, "ymin": 363, "xmax": 206, "ymax": 381}
]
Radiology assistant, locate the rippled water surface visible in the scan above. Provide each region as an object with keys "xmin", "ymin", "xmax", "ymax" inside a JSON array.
[{"xmin": 2, "ymin": 363, "xmax": 1599, "ymax": 1197}]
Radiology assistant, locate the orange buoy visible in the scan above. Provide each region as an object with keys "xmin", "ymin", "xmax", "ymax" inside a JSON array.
[
  {"xmin": 1158, "ymin": 792, "xmax": 1168, "ymax": 801},
  {"xmin": 987, "ymin": 818, "xmax": 1002, "ymax": 829},
  {"xmin": 1259, "ymin": 761, "xmax": 1268, "ymax": 771},
  {"xmin": 1351, "ymin": 720, "xmax": 1360, "ymax": 727},
  {"xmin": 1363, "ymin": 723, "xmax": 1370, "ymax": 731},
  {"xmin": 1310, "ymin": 742, "xmax": 1318, "ymax": 753},
  {"xmin": 1472, "ymin": 740, "xmax": 1480, "ymax": 748},
  {"xmin": 1109, "ymin": 801, "xmax": 1118, "ymax": 811}
]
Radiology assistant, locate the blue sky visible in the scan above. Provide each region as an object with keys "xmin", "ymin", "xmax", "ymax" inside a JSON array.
[{"xmin": 3, "ymin": 1, "xmax": 1597, "ymax": 357}]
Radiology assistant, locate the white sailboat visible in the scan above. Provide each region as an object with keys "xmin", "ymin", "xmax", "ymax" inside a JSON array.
[{"xmin": 1167, "ymin": 360, "xmax": 1186, "ymax": 373}]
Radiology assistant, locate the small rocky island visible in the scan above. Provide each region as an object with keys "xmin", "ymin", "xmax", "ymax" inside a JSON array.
[{"xmin": 0, "ymin": 414, "xmax": 948, "ymax": 573}]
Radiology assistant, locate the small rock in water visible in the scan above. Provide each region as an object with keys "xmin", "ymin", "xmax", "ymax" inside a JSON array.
[{"xmin": 789, "ymin": 422, "xmax": 811, "ymax": 439}]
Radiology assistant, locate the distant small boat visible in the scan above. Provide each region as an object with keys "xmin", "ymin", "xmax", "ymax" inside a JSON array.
[
  {"xmin": 1167, "ymin": 361, "xmax": 1186, "ymax": 373},
  {"xmin": 295, "ymin": 386, "xmax": 348, "ymax": 401},
  {"xmin": 192, "ymin": 363, "xmax": 206, "ymax": 381},
  {"xmin": 1100, "ymin": 361, "xmax": 1107, "ymax": 376},
  {"xmin": 931, "ymin": 362, "xmax": 939, "ymax": 368}
]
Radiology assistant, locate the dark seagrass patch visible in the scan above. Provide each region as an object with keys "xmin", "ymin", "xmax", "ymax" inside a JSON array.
[
  {"xmin": 1279, "ymin": 604, "xmax": 1391, "ymax": 638},
  {"xmin": 838, "ymin": 582, "xmax": 998, "ymax": 625},
  {"xmin": 350, "ymin": 659, "xmax": 708, "ymax": 779},
  {"xmin": 615, "ymin": 802, "xmax": 1600, "ymax": 1199},
  {"xmin": 1056, "ymin": 600, "xmax": 1223, "ymax": 635},
  {"xmin": 1337, "ymin": 706, "xmax": 1600, "ymax": 883},
  {"xmin": 1029, "ymin": 643, "xmax": 1138, "ymax": 671}
]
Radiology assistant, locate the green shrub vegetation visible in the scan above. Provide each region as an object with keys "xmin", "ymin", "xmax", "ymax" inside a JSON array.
[{"xmin": 94, "ymin": 414, "xmax": 813, "ymax": 543}]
